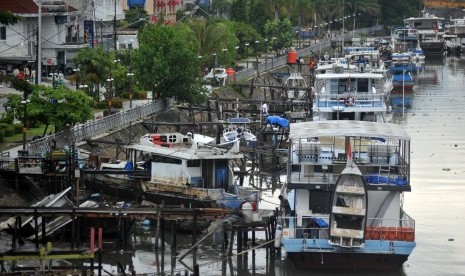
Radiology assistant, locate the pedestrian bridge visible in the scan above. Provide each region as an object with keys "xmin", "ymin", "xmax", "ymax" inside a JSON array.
[{"xmin": 26, "ymin": 99, "xmax": 173, "ymax": 154}]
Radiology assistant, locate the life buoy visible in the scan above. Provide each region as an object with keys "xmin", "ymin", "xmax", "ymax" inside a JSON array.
[{"xmin": 344, "ymin": 96, "xmax": 355, "ymax": 106}]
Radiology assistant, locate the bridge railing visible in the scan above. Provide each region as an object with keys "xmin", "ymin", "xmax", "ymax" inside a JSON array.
[{"xmin": 28, "ymin": 99, "xmax": 173, "ymax": 154}]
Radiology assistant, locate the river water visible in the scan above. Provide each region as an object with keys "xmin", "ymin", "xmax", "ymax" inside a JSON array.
[{"xmin": 99, "ymin": 55, "xmax": 465, "ymax": 276}]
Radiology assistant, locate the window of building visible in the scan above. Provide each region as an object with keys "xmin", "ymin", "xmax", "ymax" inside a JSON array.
[{"xmin": 0, "ymin": 27, "xmax": 6, "ymax": 40}]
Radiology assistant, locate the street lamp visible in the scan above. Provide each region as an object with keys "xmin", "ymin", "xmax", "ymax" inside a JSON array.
[
  {"xmin": 79, "ymin": 83, "xmax": 89, "ymax": 91},
  {"xmin": 21, "ymin": 98, "xmax": 31, "ymax": 150},
  {"xmin": 234, "ymin": 46, "xmax": 239, "ymax": 71},
  {"xmin": 106, "ymin": 74, "xmax": 115, "ymax": 115},
  {"xmin": 213, "ymin": 53, "xmax": 217, "ymax": 68},
  {"xmin": 271, "ymin": 37, "xmax": 277, "ymax": 68},
  {"xmin": 254, "ymin": 40, "xmax": 260, "ymax": 75},
  {"xmin": 221, "ymin": 48, "xmax": 228, "ymax": 68},
  {"xmin": 125, "ymin": 40, "xmax": 135, "ymax": 109},
  {"xmin": 73, "ymin": 66, "xmax": 83, "ymax": 91},
  {"xmin": 127, "ymin": 71, "xmax": 134, "ymax": 108},
  {"xmin": 264, "ymin": 38, "xmax": 268, "ymax": 71},
  {"xmin": 212, "ymin": 53, "xmax": 218, "ymax": 86},
  {"xmin": 244, "ymin": 43, "xmax": 249, "ymax": 68},
  {"xmin": 50, "ymin": 71, "xmax": 59, "ymax": 89}
]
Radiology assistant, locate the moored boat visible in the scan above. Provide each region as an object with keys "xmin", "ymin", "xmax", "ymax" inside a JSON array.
[
  {"xmin": 125, "ymin": 133, "xmax": 260, "ymax": 209},
  {"xmin": 222, "ymin": 117, "xmax": 257, "ymax": 147},
  {"xmin": 312, "ymin": 54, "xmax": 391, "ymax": 122},
  {"xmin": 329, "ymin": 159, "xmax": 367, "ymax": 248},
  {"xmin": 279, "ymin": 120, "xmax": 416, "ymax": 271},
  {"xmin": 392, "ymin": 71, "xmax": 414, "ymax": 94},
  {"xmin": 285, "ymin": 72, "xmax": 308, "ymax": 99},
  {"xmin": 404, "ymin": 13, "xmax": 445, "ymax": 55}
]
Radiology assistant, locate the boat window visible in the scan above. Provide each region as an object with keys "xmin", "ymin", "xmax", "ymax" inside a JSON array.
[
  {"xmin": 187, "ymin": 160, "xmax": 201, "ymax": 167},
  {"xmin": 168, "ymin": 135, "xmax": 177, "ymax": 143},
  {"xmin": 309, "ymin": 191, "xmax": 332, "ymax": 214},
  {"xmin": 357, "ymin": 78, "xmax": 369, "ymax": 92},
  {"xmin": 338, "ymin": 85, "xmax": 346, "ymax": 93},
  {"xmin": 153, "ymin": 156, "xmax": 182, "ymax": 164},
  {"xmin": 291, "ymin": 164, "xmax": 301, "ymax": 172}
]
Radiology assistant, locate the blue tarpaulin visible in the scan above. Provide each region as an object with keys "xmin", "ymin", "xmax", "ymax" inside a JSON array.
[
  {"xmin": 265, "ymin": 116, "xmax": 289, "ymax": 128},
  {"xmin": 124, "ymin": 161, "xmax": 133, "ymax": 170}
]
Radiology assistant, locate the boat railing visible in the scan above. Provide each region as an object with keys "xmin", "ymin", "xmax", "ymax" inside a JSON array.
[
  {"xmin": 365, "ymin": 214, "xmax": 415, "ymax": 241},
  {"xmin": 289, "ymin": 163, "xmax": 410, "ymax": 188},
  {"xmin": 281, "ymin": 215, "xmax": 330, "ymax": 239},
  {"xmin": 315, "ymin": 93, "xmax": 386, "ymax": 108},
  {"xmin": 282, "ymin": 213, "xmax": 415, "ymax": 242}
]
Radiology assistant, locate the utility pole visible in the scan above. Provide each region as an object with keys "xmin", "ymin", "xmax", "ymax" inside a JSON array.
[
  {"xmin": 113, "ymin": 0, "xmax": 117, "ymax": 50},
  {"xmin": 37, "ymin": 0, "xmax": 42, "ymax": 85}
]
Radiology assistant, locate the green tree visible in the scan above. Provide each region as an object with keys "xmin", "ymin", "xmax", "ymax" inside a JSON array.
[
  {"xmin": 3, "ymin": 85, "xmax": 93, "ymax": 132},
  {"xmin": 232, "ymin": 22, "xmax": 263, "ymax": 57},
  {"xmin": 379, "ymin": 0, "xmax": 422, "ymax": 27},
  {"xmin": 264, "ymin": 19, "xmax": 294, "ymax": 55},
  {"xmin": 230, "ymin": 0, "xmax": 248, "ymax": 23},
  {"xmin": 0, "ymin": 10, "xmax": 20, "ymax": 25},
  {"xmin": 185, "ymin": 18, "xmax": 238, "ymax": 68},
  {"xmin": 73, "ymin": 47, "xmax": 112, "ymax": 100},
  {"xmin": 249, "ymin": 0, "xmax": 272, "ymax": 34},
  {"xmin": 132, "ymin": 24, "xmax": 206, "ymax": 104},
  {"xmin": 30, "ymin": 85, "xmax": 94, "ymax": 131},
  {"xmin": 211, "ymin": 0, "xmax": 233, "ymax": 18},
  {"xmin": 123, "ymin": 7, "xmax": 148, "ymax": 30}
]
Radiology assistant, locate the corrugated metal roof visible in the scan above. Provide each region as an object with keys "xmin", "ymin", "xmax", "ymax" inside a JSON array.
[
  {"xmin": 289, "ymin": 120, "xmax": 410, "ymax": 140},
  {"xmin": 126, "ymin": 142, "xmax": 244, "ymax": 160},
  {"xmin": 0, "ymin": 0, "xmax": 38, "ymax": 14},
  {"xmin": 0, "ymin": 0, "xmax": 77, "ymax": 15}
]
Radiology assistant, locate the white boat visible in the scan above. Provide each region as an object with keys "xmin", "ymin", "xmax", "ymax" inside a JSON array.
[
  {"xmin": 125, "ymin": 132, "xmax": 260, "ymax": 209},
  {"xmin": 404, "ymin": 13, "xmax": 445, "ymax": 54},
  {"xmin": 285, "ymin": 72, "xmax": 308, "ymax": 99},
  {"xmin": 279, "ymin": 120, "xmax": 416, "ymax": 270},
  {"xmin": 447, "ymin": 17, "xmax": 465, "ymax": 38},
  {"xmin": 443, "ymin": 34, "xmax": 462, "ymax": 53},
  {"xmin": 222, "ymin": 117, "xmax": 257, "ymax": 147},
  {"xmin": 312, "ymin": 54, "xmax": 392, "ymax": 122},
  {"xmin": 329, "ymin": 159, "xmax": 367, "ymax": 248},
  {"xmin": 203, "ymin": 67, "xmax": 228, "ymax": 87},
  {"xmin": 410, "ymin": 44, "xmax": 425, "ymax": 61}
]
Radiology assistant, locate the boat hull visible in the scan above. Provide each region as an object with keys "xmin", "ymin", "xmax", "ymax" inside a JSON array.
[
  {"xmin": 84, "ymin": 174, "xmax": 144, "ymax": 201},
  {"xmin": 143, "ymin": 191, "xmax": 218, "ymax": 208},
  {"xmin": 390, "ymin": 94, "xmax": 413, "ymax": 108},
  {"xmin": 419, "ymin": 41, "xmax": 444, "ymax": 54},
  {"xmin": 283, "ymin": 238, "xmax": 415, "ymax": 271},
  {"xmin": 287, "ymin": 251, "xmax": 409, "ymax": 271},
  {"xmin": 392, "ymin": 83, "xmax": 414, "ymax": 94}
]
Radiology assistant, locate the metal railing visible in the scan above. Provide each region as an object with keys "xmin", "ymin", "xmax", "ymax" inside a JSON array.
[
  {"xmin": 27, "ymin": 99, "xmax": 173, "ymax": 154},
  {"xmin": 235, "ymin": 25, "xmax": 384, "ymax": 81}
]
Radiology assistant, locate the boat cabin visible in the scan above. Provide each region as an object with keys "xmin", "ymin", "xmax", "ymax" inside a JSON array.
[{"xmin": 127, "ymin": 134, "xmax": 243, "ymax": 190}]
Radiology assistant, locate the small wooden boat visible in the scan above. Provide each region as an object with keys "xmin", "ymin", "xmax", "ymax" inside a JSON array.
[{"xmin": 329, "ymin": 159, "xmax": 367, "ymax": 248}]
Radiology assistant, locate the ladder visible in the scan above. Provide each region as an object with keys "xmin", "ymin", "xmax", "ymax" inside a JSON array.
[{"xmin": 378, "ymin": 165, "xmax": 391, "ymax": 183}]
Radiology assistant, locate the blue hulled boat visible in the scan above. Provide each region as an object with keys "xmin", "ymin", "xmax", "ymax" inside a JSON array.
[{"xmin": 279, "ymin": 120, "xmax": 416, "ymax": 271}]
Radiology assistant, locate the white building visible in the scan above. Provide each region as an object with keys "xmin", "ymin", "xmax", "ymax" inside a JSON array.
[{"xmin": 0, "ymin": 0, "xmax": 125, "ymax": 76}]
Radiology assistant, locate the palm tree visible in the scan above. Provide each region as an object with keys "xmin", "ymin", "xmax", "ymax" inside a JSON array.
[
  {"xmin": 185, "ymin": 18, "xmax": 238, "ymax": 68},
  {"xmin": 211, "ymin": 0, "xmax": 233, "ymax": 18}
]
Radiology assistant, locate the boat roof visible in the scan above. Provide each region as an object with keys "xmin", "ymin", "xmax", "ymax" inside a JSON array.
[
  {"xmin": 289, "ymin": 120, "xmax": 410, "ymax": 140},
  {"xmin": 227, "ymin": 117, "xmax": 251, "ymax": 124},
  {"xmin": 316, "ymin": 72, "xmax": 384, "ymax": 79},
  {"xmin": 404, "ymin": 15, "xmax": 444, "ymax": 21},
  {"xmin": 126, "ymin": 142, "xmax": 243, "ymax": 160}
]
